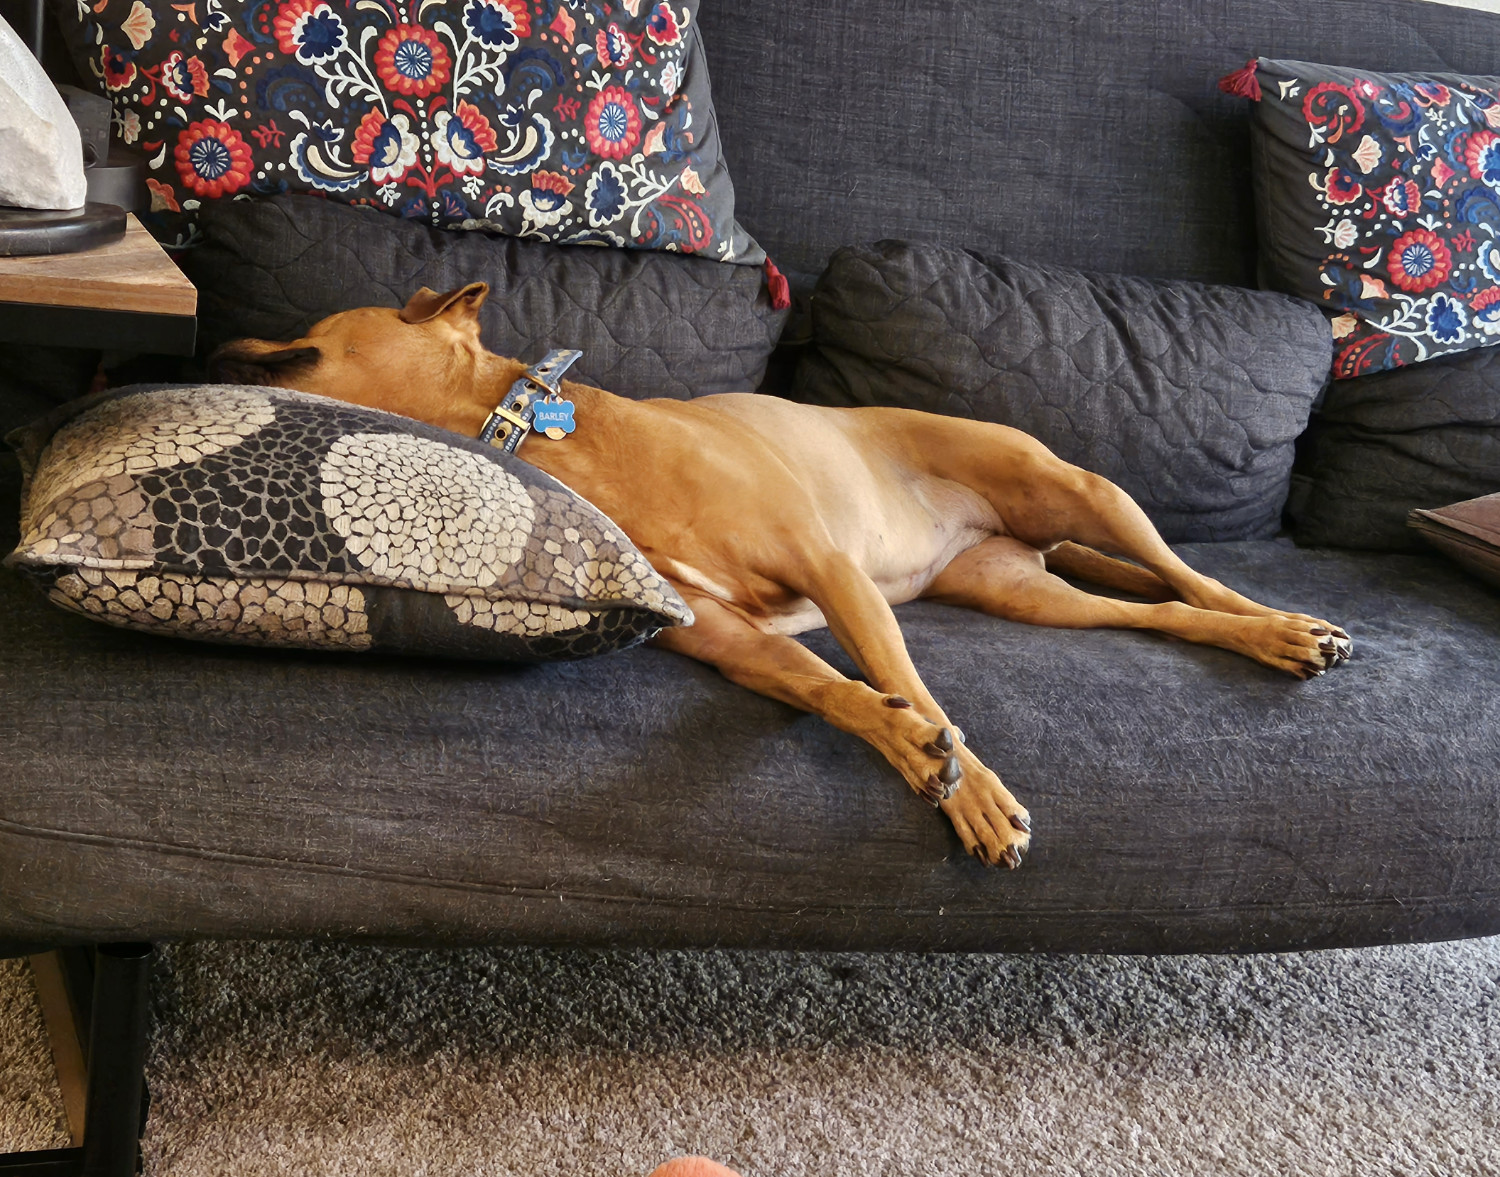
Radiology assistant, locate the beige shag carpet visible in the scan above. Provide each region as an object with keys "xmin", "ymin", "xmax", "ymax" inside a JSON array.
[{"xmin": 3, "ymin": 939, "xmax": 1499, "ymax": 1175}]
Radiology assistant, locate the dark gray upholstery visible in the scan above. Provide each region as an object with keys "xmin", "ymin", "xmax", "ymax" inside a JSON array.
[
  {"xmin": 1289, "ymin": 346, "xmax": 1500, "ymax": 551},
  {"xmin": 698, "ymin": 0, "xmax": 1500, "ymax": 287},
  {"xmin": 3, "ymin": 449, "xmax": 1498, "ymax": 953},
  {"xmin": 5, "ymin": 0, "xmax": 1500, "ymax": 958},
  {"xmin": 795, "ymin": 241, "xmax": 1332, "ymax": 542}
]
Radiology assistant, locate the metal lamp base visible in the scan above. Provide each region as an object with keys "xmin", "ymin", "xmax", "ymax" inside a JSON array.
[{"xmin": 0, "ymin": 203, "xmax": 128, "ymax": 258}]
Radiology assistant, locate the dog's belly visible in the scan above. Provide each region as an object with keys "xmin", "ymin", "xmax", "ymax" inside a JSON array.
[
  {"xmin": 654, "ymin": 492, "xmax": 998, "ymax": 638},
  {"xmin": 838, "ymin": 480, "xmax": 999, "ymax": 603}
]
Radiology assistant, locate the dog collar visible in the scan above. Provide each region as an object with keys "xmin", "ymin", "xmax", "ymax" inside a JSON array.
[{"xmin": 478, "ymin": 348, "xmax": 583, "ymax": 455}]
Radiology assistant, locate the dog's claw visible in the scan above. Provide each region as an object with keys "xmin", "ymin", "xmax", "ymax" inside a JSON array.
[
  {"xmin": 884, "ymin": 695, "xmax": 912, "ymax": 709},
  {"xmin": 1009, "ymin": 812, "xmax": 1031, "ymax": 833},
  {"xmin": 954, "ymin": 726, "xmax": 966, "ymax": 744},
  {"xmin": 938, "ymin": 755, "xmax": 963, "ymax": 789},
  {"xmin": 923, "ymin": 727, "xmax": 956, "ymax": 759}
]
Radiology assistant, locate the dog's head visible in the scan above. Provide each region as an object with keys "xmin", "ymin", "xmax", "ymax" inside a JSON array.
[{"xmin": 207, "ymin": 283, "xmax": 498, "ymax": 427}]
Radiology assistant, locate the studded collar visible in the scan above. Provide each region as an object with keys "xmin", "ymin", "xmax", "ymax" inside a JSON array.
[{"xmin": 478, "ymin": 349, "xmax": 583, "ymax": 455}]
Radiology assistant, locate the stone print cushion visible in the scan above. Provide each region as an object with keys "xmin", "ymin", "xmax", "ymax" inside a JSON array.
[
  {"xmin": 47, "ymin": 0, "xmax": 763, "ymax": 264},
  {"xmin": 1225, "ymin": 57, "xmax": 1500, "ymax": 378},
  {"xmin": 4, "ymin": 384, "xmax": 691, "ymax": 661}
]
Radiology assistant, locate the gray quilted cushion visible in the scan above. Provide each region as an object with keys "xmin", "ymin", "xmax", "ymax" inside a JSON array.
[
  {"xmin": 180, "ymin": 196, "xmax": 789, "ymax": 400},
  {"xmin": 1288, "ymin": 346, "xmax": 1500, "ymax": 552},
  {"xmin": 794, "ymin": 241, "xmax": 1333, "ymax": 542}
]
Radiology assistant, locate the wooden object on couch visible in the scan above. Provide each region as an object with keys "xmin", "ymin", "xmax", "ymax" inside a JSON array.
[{"xmin": 27, "ymin": 952, "xmax": 87, "ymax": 1146}]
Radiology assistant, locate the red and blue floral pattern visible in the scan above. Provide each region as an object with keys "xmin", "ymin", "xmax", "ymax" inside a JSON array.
[
  {"xmin": 53, "ymin": 0, "xmax": 761, "ymax": 263},
  {"xmin": 1233, "ymin": 59, "xmax": 1500, "ymax": 377}
]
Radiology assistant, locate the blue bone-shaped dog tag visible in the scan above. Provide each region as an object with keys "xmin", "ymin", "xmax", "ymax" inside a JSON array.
[{"xmin": 532, "ymin": 399, "xmax": 576, "ymax": 436}]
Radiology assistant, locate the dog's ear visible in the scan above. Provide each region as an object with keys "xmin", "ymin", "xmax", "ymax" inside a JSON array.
[
  {"xmin": 206, "ymin": 343, "xmax": 322, "ymax": 386},
  {"xmin": 398, "ymin": 282, "xmax": 489, "ymax": 325}
]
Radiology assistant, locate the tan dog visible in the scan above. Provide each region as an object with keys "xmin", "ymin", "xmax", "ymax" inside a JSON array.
[{"xmin": 209, "ymin": 282, "xmax": 1352, "ymax": 869}]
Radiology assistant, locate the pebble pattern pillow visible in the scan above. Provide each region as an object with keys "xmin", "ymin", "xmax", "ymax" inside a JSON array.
[
  {"xmin": 1229, "ymin": 57, "xmax": 1500, "ymax": 378},
  {"xmin": 48, "ymin": 0, "xmax": 762, "ymax": 263},
  {"xmin": 4, "ymin": 384, "xmax": 691, "ymax": 661}
]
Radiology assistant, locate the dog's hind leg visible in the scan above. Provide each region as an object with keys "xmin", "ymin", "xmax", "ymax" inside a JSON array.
[
  {"xmin": 1019, "ymin": 470, "xmax": 1350, "ymax": 661},
  {"xmin": 927, "ymin": 536, "xmax": 1349, "ymax": 678},
  {"xmin": 910, "ymin": 416, "xmax": 1351, "ymax": 658},
  {"xmin": 1043, "ymin": 541, "xmax": 1175, "ymax": 601}
]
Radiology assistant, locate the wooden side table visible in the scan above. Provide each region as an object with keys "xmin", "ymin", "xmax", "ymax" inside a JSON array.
[{"xmin": 0, "ymin": 214, "xmax": 197, "ymax": 355}]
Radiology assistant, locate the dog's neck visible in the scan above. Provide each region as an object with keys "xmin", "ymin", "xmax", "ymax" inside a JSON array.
[
  {"xmin": 465, "ymin": 354, "xmax": 589, "ymax": 427},
  {"xmin": 463, "ymin": 354, "xmax": 632, "ymax": 472}
]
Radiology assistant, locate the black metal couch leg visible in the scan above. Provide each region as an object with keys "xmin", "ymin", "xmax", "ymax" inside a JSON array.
[
  {"xmin": 0, "ymin": 943, "xmax": 153, "ymax": 1177},
  {"xmin": 81, "ymin": 945, "xmax": 152, "ymax": 1177}
]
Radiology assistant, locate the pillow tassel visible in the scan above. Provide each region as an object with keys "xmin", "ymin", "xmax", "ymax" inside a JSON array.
[
  {"xmin": 1217, "ymin": 59, "xmax": 1262, "ymax": 101},
  {"xmin": 764, "ymin": 257, "xmax": 791, "ymax": 311}
]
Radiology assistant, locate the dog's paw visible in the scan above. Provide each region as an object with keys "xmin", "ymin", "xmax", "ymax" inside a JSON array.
[
  {"xmin": 1312, "ymin": 622, "xmax": 1353, "ymax": 670},
  {"xmin": 1232, "ymin": 615, "xmax": 1352, "ymax": 680},
  {"xmin": 881, "ymin": 695, "xmax": 966, "ymax": 805},
  {"xmin": 939, "ymin": 753, "xmax": 1031, "ymax": 869},
  {"xmin": 874, "ymin": 694, "xmax": 1030, "ymax": 867}
]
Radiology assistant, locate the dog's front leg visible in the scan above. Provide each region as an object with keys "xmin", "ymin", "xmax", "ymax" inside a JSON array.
[
  {"xmin": 652, "ymin": 590, "xmax": 955, "ymax": 796},
  {"xmin": 784, "ymin": 553, "xmax": 1033, "ymax": 868},
  {"xmin": 656, "ymin": 576, "xmax": 1031, "ymax": 868}
]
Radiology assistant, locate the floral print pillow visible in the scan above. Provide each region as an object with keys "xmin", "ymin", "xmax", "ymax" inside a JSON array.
[
  {"xmin": 1227, "ymin": 57, "xmax": 1500, "ymax": 378},
  {"xmin": 50, "ymin": 0, "xmax": 764, "ymax": 265}
]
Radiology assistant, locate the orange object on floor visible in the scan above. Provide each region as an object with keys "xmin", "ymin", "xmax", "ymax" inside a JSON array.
[{"xmin": 648, "ymin": 1158, "xmax": 743, "ymax": 1177}]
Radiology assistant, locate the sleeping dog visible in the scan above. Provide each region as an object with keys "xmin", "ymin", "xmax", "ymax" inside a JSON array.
[{"xmin": 209, "ymin": 282, "xmax": 1352, "ymax": 869}]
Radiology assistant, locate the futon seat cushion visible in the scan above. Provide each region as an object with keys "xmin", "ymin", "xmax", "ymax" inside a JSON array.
[{"xmin": 3, "ymin": 456, "xmax": 1498, "ymax": 955}]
